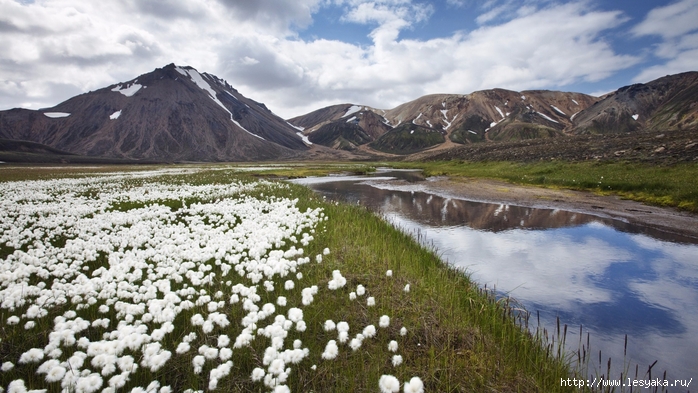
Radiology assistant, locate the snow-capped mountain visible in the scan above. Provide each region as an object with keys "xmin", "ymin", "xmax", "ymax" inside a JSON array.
[{"xmin": 0, "ymin": 64, "xmax": 310, "ymax": 161}]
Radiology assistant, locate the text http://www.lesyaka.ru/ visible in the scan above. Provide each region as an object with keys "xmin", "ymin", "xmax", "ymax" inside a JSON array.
[{"xmin": 561, "ymin": 377, "xmax": 693, "ymax": 389}]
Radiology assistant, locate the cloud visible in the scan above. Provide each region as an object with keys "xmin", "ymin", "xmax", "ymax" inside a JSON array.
[
  {"xmin": 632, "ymin": 0, "xmax": 698, "ymax": 39},
  {"xmin": 631, "ymin": 0, "xmax": 698, "ymax": 83},
  {"xmin": 0, "ymin": 0, "xmax": 642, "ymax": 118}
]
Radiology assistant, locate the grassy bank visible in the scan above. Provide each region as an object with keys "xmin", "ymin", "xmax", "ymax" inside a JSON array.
[
  {"xmin": 286, "ymin": 182, "xmax": 576, "ymax": 392},
  {"xmin": 0, "ymin": 167, "xmax": 577, "ymax": 392},
  {"xmin": 389, "ymin": 160, "xmax": 698, "ymax": 213}
]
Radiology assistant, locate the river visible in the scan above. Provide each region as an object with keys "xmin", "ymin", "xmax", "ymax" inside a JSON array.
[{"xmin": 291, "ymin": 168, "xmax": 698, "ymax": 385}]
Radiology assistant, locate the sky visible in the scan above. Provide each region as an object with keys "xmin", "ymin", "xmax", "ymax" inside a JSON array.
[{"xmin": 0, "ymin": 0, "xmax": 697, "ymax": 119}]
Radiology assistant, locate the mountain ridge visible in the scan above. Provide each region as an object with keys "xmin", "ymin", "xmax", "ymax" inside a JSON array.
[{"xmin": 0, "ymin": 66, "xmax": 696, "ymax": 162}]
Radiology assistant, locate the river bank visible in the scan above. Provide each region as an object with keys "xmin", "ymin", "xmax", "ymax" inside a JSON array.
[{"xmin": 407, "ymin": 176, "xmax": 698, "ymax": 242}]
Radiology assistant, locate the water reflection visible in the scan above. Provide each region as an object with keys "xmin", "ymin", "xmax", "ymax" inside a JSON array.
[{"xmin": 291, "ymin": 171, "xmax": 698, "ymax": 381}]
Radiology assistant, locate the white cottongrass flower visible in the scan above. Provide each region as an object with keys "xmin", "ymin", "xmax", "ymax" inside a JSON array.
[
  {"xmin": 251, "ymin": 367, "xmax": 265, "ymax": 382},
  {"xmin": 404, "ymin": 284, "xmax": 410, "ymax": 293},
  {"xmin": 287, "ymin": 308, "xmax": 303, "ymax": 323},
  {"xmin": 338, "ymin": 331, "xmax": 349, "ymax": 344},
  {"xmin": 19, "ymin": 348, "xmax": 44, "ymax": 364},
  {"xmin": 217, "ymin": 335, "xmax": 230, "ymax": 348},
  {"xmin": 323, "ymin": 247, "xmax": 330, "ymax": 255},
  {"xmin": 268, "ymin": 358, "xmax": 285, "ymax": 375},
  {"xmin": 46, "ymin": 365, "xmax": 67, "ymax": 382},
  {"xmin": 7, "ymin": 380, "xmax": 27, "ymax": 393},
  {"xmin": 6, "ymin": 316, "xmax": 20, "ymax": 325},
  {"xmin": 277, "ymin": 296, "xmax": 287, "ymax": 307},
  {"xmin": 76, "ymin": 373, "xmax": 103, "ymax": 393},
  {"xmin": 400, "ymin": 327, "xmax": 408, "ymax": 336},
  {"xmin": 274, "ymin": 385, "xmax": 291, "ymax": 393},
  {"xmin": 379, "ymin": 374, "xmax": 401, "ymax": 393},
  {"xmin": 362, "ymin": 325, "xmax": 376, "ymax": 338},
  {"xmin": 219, "ymin": 348, "xmax": 233, "ymax": 361},
  {"xmin": 336, "ymin": 321, "xmax": 349, "ymax": 333},
  {"xmin": 316, "ymin": 254, "xmax": 322, "ymax": 263},
  {"xmin": 367, "ymin": 297, "xmax": 376, "ymax": 307},
  {"xmin": 176, "ymin": 342, "xmax": 190, "ymax": 354},
  {"xmin": 349, "ymin": 292, "xmax": 357, "ymax": 300},
  {"xmin": 403, "ymin": 376, "xmax": 424, "ymax": 393},
  {"xmin": 324, "ymin": 320, "xmax": 336, "ymax": 331},
  {"xmin": 356, "ymin": 285, "xmax": 366, "ymax": 296},
  {"xmin": 321, "ymin": 340, "xmax": 339, "ymax": 360},
  {"xmin": 392, "ymin": 355, "xmax": 403, "ymax": 367},
  {"xmin": 284, "ymin": 280, "xmax": 294, "ymax": 290},
  {"xmin": 1, "ymin": 361, "xmax": 14, "ymax": 371},
  {"xmin": 327, "ymin": 270, "xmax": 346, "ymax": 290},
  {"xmin": 192, "ymin": 355, "xmax": 205, "ymax": 374},
  {"xmin": 388, "ymin": 340, "xmax": 398, "ymax": 352},
  {"xmin": 386, "ymin": 270, "xmax": 393, "ymax": 277},
  {"xmin": 349, "ymin": 337, "xmax": 362, "ymax": 351},
  {"xmin": 379, "ymin": 315, "xmax": 390, "ymax": 328}
]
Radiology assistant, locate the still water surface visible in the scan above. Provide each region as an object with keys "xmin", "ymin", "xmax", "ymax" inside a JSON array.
[{"xmin": 292, "ymin": 169, "xmax": 698, "ymax": 383}]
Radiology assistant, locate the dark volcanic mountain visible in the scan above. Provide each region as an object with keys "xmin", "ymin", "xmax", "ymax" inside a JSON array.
[
  {"xmin": 0, "ymin": 64, "xmax": 310, "ymax": 162},
  {"xmin": 571, "ymin": 72, "xmax": 698, "ymax": 134}
]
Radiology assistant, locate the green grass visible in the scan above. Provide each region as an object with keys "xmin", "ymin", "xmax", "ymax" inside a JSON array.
[
  {"xmin": 0, "ymin": 167, "xmax": 580, "ymax": 392},
  {"xmin": 389, "ymin": 160, "xmax": 698, "ymax": 213}
]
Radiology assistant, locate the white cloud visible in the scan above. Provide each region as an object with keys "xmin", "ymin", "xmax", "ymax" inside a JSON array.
[
  {"xmin": 632, "ymin": 0, "xmax": 698, "ymax": 39},
  {"xmin": 0, "ymin": 0, "xmax": 642, "ymax": 118},
  {"xmin": 631, "ymin": 0, "xmax": 698, "ymax": 83}
]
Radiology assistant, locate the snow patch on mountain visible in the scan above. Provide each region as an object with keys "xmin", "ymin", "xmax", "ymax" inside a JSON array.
[
  {"xmin": 287, "ymin": 122, "xmax": 304, "ymax": 131},
  {"xmin": 110, "ymin": 110, "xmax": 122, "ymax": 120},
  {"xmin": 572, "ymin": 99, "xmax": 579, "ymax": 105},
  {"xmin": 550, "ymin": 105, "xmax": 566, "ymax": 116},
  {"xmin": 346, "ymin": 116, "xmax": 356, "ymax": 123},
  {"xmin": 441, "ymin": 110, "xmax": 457, "ymax": 130},
  {"xmin": 536, "ymin": 112, "xmax": 559, "ymax": 123},
  {"xmin": 412, "ymin": 113, "xmax": 423, "ymax": 124},
  {"xmin": 632, "ymin": 114, "xmax": 639, "ymax": 120},
  {"xmin": 495, "ymin": 106, "xmax": 505, "ymax": 119},
  {"xmin": 296, "ymin": 132, "xmax": 312, "ymax": 145},
  {"xmin": 176, "ymin": 66, "xmax": 264, "ymax": 140},
  {"xmin": 342, "ymin": 105, "xmax": 361, "ymax": 118},
  {"xmin": 43, "ymin": 112, "xmax": 70, "ymax": 118},
  {"xmin": 111, "ymin": 83, "xmax": 142, "ymax": 97}
]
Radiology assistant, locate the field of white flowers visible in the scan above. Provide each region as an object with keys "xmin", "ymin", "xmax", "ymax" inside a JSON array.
[{"xmin": 0, "ymin": 169, "xmax": 422, "ymax": 393}]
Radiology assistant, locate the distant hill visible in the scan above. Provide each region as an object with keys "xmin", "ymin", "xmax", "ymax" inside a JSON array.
[
  {"xmin": 289, "ymin": 89, "xmax": 598, "ymax": 154},
  {"xmin": 571, "ymin": 72, "xmax": 698, "ymax": 134},
  {"xmin": 288, "ymin": 72, "xmax": 697, "ymax": 156},
  {"xmin": 0, "ymin": 64, "xmax": 311, "ymax": 162}
]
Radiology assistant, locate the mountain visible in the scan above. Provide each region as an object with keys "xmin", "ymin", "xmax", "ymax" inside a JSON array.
[
  {"xmin": 1, "ymin": 66, "xmax": 695, "ymax": 162},
  {"xmin": 0, "ymin": 64, "xmax": 310, "ymax": 162},
  {"xmin": 288, "ymin": 72, "xmax": 697, "ymax": 156},
  {"xmin": 288, "ymin": 90, "xmax": 598, "ymax": 154},
  {"xmin": 571, "ymin": 72, "xmax": 698, "ymax": 134}
]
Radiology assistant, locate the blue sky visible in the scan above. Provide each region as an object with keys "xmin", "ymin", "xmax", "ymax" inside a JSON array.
[{"xmin": 0, "ymin": 0, "xmax": 696, "ymax": 118}]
